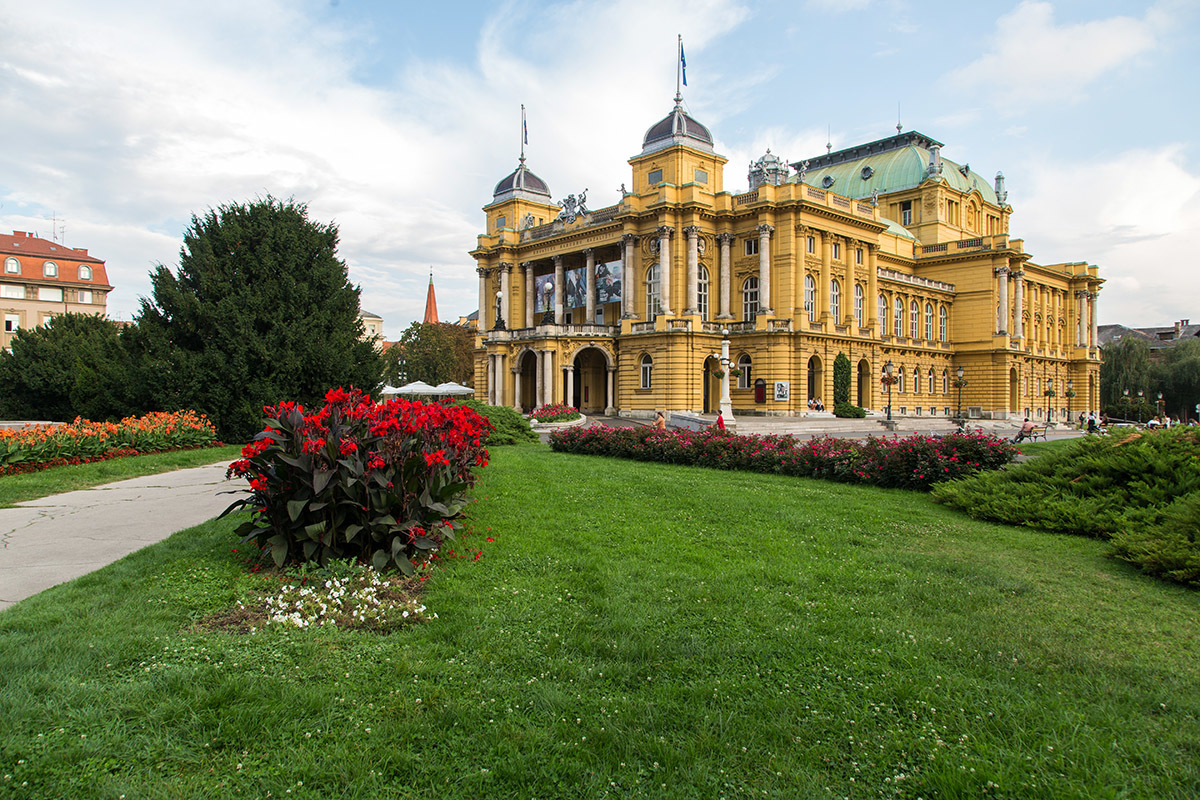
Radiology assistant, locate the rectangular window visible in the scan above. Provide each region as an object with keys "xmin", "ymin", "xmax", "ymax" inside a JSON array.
[
  {"xmin": 694, "ymin": 169, "xmax": 708, "ymax": 184},
  {"xmin": 38, "ymin": 286, "xmax": 63, "ymax": 302},
  {"xmin": 855, "ymin": 248, "xmax": 863, "ymax": 265},
  {"xmin": 4, "ymin": 314, "xmax": 18, "ymax": 333},
  {"xmin": 78, "ymin": 290, "xmax": 93, "ymax": 304},
  {"xmin": 832, "ymin": 242, "xmax": 841, "ymax": 260},
  {"xmin": 744, "ymin": 238, "xmax": 759, "ymax": 256},
  {"xmin": 495, "ymin": 215, "xmax": 506, "ymax": 230},
  {"xmin": 595, "ymin": 307, "xmax": 604, "ymax": 324},
  {"xmin": 647, "ymin": 169, "xmax": 663, "ymax": 185},
  {"xmin": 1, "ymin": 284, "xmax": 22, "ymax": 299},
  {"xmin": 806, "ymin": 236, "xmax": 815, "ymax": 254},
  {"xmin": 901, "ymin": 201, "xmax": 913, "ymax": 226}
]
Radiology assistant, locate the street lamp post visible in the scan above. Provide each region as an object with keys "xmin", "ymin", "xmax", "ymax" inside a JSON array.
[
  {"xmin": 1045, "ymin": 379, "xmax": 1054, "ymax": 424},
  {"xmin": 1066, "ymin": 379, "xmax": 1075, "ymax": 427},
  {"xmin": 954, "ymin": 365, "xmax": 967, "ymax": 422},
  {"xmin": 1138, "ymin": 389, "xmax": 1145, "ymax": 424},
  {"xmin": 1157, "ymin": 391, "xmax": 1164, "ymax": 422},
  {"xmin": 883, "ymin": 361, "xmax": 895, "ymax": 422},
  {"xmin": 1122, "ymin": 388, "xmax": 1130, "ymax": 422}
]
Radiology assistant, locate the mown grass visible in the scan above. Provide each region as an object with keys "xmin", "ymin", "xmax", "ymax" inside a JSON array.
[
  {"xmin": 0, "ymin": 445, "xmax": 240, "ymax": 507},
  {"xmin": 1, "ymin": 443, "xmax": 1198, "ymax": 799}
]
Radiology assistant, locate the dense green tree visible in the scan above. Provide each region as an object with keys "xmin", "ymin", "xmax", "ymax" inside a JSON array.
[
  {"xmin": 135, "ymin": 196, "xmax": 382, "ymax": 441},
  {"xmin": 0, "ymin": 313, "xmax": 137, "ymax": 422},
  {"xmin": 833, "ymin": 352, "xmax": 851, "ymax": 406},
  {"xmin": 386, "ymin": 322, "xmax": 475, "ymax": 387},
  {"xmin": 1100, "ymin": 337, "xmax": 1152, "ymax": 410},
  {"xmin": 1153, "ymin": 338, "xmax": 1200, "ymax": 421}
]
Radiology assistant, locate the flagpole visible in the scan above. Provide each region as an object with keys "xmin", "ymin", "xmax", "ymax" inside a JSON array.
[
  {"xmin": 520, "ymin": 104, "xmax": 526, "ymax": 162},
  {"xmin": 676, "ymin": 35, "xmax": 682, "ymax": 102}
]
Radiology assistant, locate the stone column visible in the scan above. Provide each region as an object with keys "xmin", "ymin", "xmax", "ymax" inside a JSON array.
[
  {"xmin": 1013, "ymin": 269, "xmax": 1024, "ymax": 340},
  {"xmin": 522, "ymin": 262, "xmax": 533, "ymax": 328},
  {"xmin": 584, "ymin": 248, "xmax": 596, "ymax": 324},
  {"xmin": 605, "ymin": 365, "xmax": 616, "ymax": 415},
  {"xmin": 684, "ymin": 225, "xmax": 700, "ymax": 314},
  {"xmin": 621, "ymin": 234, "xmax": 637, "ymax": 319},
  {"xmin": 534, "ymin": 351, "xmax": 544, "ymax": 408},
  {"xmin": 499, "ymin": 263, "xmax": 512, "ymax": 327},
  {"xmin": 866, "ymin": 244, "xmax": 879, "ymax": 332},
  {"xmin": 758, "ymin": 224, "xmax": 774, "ymax": 315},
  {"xmin": 1089, "ymin": 290, "xmax": 1099, "ymax": 351},
  {"xmin": 477, "ymin": 267, "xmax": 490, "ymax": 333},
  {"xmin": 819, "ymin": 231, "xmax": 832, "ymax": 322},
  {"xmin": 995, "ymin": 265, "xmax": 1010, "ymax": 334},
  {"xmin": 717, "ymin": 233, "xmax": 734, "ymax": 319},
  {"xmin": 553, "ymin": 256, "xmax": 565, "ymax": 325},
  {"xmin": 1075, "ymin": 290, "xmax": 1086, "ymax": 346},
  {"xmin": 657, "ymin": 226, "xmax": 673, "ymax": 316},
  {"xmin": 486, "ymin": 354, "xmax": 496, "ymax": 405},
  {"xmin": 542, "ymin": 349, "xmax": 554, "ymax": 405},
  {"xmin": 512, "ymin": 364, "xmax": 522, "ymax": 411},
  {"xmin": 844, "ymin": 242, "xmax": 857, "ymax": 327},
  {"xmin": 719, "ymin": 332, "xmax": 734, "ymax": 421},
  {"xmin": 565, "ymin": 364, "xmax": 575, "ymax": 407},
  {"xmin": 494, "ymin": 354, "xmax": 505, "ymax": 406}
]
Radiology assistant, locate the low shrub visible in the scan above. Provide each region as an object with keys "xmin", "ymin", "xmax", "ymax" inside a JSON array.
[
  {"xmin": 932, "ymin": 428, "xmax": 1200, "ymax": 586},
  {"xmin": 225, "ymin": 387, "xmax": 491, "ymax": 571},
  {"xmin": 456, "ymin": 399, "xmax": 538, "ymax": 445},
  {"xmin": 530, "ymin": 403, "xmax": 582, "ymax": 423},
  {"xmin": 833, "ymin": 402, "xmax": 866, "ymax": 418},
  {"xmin": 549, "ymin": 426, "xmax": 1015, "ymax": 491},
  {"xmin": 0, "ymin": 410, "xmax": 218, "ymax": 474}
]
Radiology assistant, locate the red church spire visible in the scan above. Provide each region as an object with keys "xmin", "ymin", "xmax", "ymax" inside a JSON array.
[{"xmin": 423, "ymin": 271, "xmax": 439, "ymax": 324}]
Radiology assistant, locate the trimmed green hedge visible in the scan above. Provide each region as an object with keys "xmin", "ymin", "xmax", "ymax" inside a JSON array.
[{"xmin": 456, "ymin": 399, "xmax": 538, "ymax": 445}]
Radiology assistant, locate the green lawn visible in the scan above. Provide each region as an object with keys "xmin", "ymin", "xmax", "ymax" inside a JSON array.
[
  {"xmin": 1, "ymin": 444, "xmax": 1197, "ymax": 798},
  {"xmin": 0, "ymin": 445, "xmax": 240, "ymax": 507}
]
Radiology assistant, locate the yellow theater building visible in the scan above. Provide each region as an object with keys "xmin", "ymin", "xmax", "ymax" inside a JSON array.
[{"xmin": 470, "ymin": 93, "xmax": 1102, "ymax": 423}]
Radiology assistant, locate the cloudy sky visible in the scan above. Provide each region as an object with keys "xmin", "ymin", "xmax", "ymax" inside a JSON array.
[{"xmin": 2, "ymin": 0, "xmax": 1196, "ymax": 334}]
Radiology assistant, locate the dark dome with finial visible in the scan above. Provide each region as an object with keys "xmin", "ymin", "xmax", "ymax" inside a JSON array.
[
  {"xmin": 493, "ymin": 156, "xmax": 551, "ymax": 201},
  {"xmin": 641, "ymin": 97, "xmax": 714, "ymax": 155}
]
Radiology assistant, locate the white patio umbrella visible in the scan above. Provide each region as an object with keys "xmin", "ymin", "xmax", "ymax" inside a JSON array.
[{"xmin": 434, "ymin": 382, "xmax": 474, "ymax": 396}]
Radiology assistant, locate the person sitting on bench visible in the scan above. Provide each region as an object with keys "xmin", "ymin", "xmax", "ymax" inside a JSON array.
[{"xmin": 1013, "ymin": 418, "xmax": 1037, "ymax": 444}]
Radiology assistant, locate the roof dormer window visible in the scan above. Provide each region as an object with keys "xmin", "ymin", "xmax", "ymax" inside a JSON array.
[
  {"xmin": 43, "ymin": 261, "xmax": 58, "ymax": 277},
  {"xmin": 4, "ymin": 257, "xmax": 18, "ymax": 274},
  {"xmin": 79, "ymin": 265, "xmax": 93, "ymax": 280}
]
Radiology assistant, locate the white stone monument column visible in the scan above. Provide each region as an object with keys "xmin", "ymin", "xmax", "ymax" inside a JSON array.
[
  {"xmin": 720, "ymin": 330, "xmax": 734, "ymax": 422},
  {"xmin": 605, "ymin": 365, "xmax": 616, "ymax": 415},
  {"xmin": 1013, "ymin": 269, "xmax": 1024, "ymax": 341},
  {"xmin": 657, "ymin": 226, "xmax": 673, "ymax": 316},
  {"xmin": 621, "ymin": 234, "xmax": 637, "ymax": 319},
  {"xmin": 584, "ymin": 248, "xmax": 596, "ymax": 324},
  {"xmin": 717, "ymin": 233, "xmax": 734, "ymax": 319},
  {"xmin": 684, "ymin": 225, "xmax": 700, "ymax": 315},
  {"xmin": 758, "ymin": 224, "xmax": 774, "ymax": 315},
  {"xmin": 477, "ymin": 267, "xmax": 490, "ymax": 333},
  {"xmin": 553, "ymin": 256, "xmax": 565, "ymax": 325},
  {"xmin": 995, "ymin": 265, "xmax": 1010, "ymax": 334}
]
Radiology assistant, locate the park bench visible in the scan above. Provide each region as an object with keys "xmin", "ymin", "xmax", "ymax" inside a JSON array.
[{"xmin": 1029, "ymin": 426, "xmax": 1047, "ymax": 442}]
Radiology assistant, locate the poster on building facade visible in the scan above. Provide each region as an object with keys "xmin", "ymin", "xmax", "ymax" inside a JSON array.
[
  {"xmin": 565, "ymin": 268, "xmax": 585, "ymax": 309},
  {"xmin": 534, "ymin": 279, "xmax": 555, "ymax": 313},
  {"xmin": 596, "ymin": 259, "xmax": 622, "ymax": 305}
]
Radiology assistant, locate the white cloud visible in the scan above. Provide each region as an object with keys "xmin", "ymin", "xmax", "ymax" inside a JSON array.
[
  {"xmin": 1013, "ymin": 144, "xmax": 1200, "ymax": 326},
  {"xmin": 944, "ymin": 1, "xmax": 1161, "ymax": 109}
]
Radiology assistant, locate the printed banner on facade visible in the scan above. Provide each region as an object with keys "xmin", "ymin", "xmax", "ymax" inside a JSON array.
[
  {"xmin": 534, "ymin": 280, "xmax": 555, "ymax": 313},
  {"xmin": 596, "ymin": 259, "xmax": 622, "ymax": 305}
]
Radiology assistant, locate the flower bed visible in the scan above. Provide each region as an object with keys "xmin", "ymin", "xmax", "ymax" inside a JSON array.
[
  {"xmin": 549, "ymin": 426, "xmax": 1016, "ymax": 491},
  {"xmin": 0, "ymin": 410, "xmax": 219, "ymax": 475},
  {"xmin": 529, "ymin": 403, "xmax": 581, "ymax": 423},
  {"xmin": 225, "ymin": 387, "xmax": 491, "ymax": 571}
]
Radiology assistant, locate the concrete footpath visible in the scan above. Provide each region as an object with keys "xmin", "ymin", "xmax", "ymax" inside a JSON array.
[{"xmin": 0, "ymin": 463, "xmax": 236, "ymax": 611}]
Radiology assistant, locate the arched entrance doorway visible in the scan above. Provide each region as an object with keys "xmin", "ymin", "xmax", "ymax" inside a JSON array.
[
  {"xmin": 517, "ymin": 350, "xmax": 538, "ymax": 413},
  {"xmin": 571, "ymin": 347, "xmax": 609, "ymax": 414},
  {"xmin": 1009, "ymin": 367, "xmax": 1019, "ymax": 418},
  {"xmin": 703, "ymin": 356, "xmax": 721, "ymax": 413},
  {"xmin": 857, "ymin": 359, "xmax": 871, "ymax": 409},
  {"xmin": 807, "ymin": 355, "xmax": 824, "ymax": 406}
]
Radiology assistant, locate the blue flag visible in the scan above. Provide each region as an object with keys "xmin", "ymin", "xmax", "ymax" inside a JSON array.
[{"xmin": 681, "ymin": 44, "xmax": 687, "ymax": 86}]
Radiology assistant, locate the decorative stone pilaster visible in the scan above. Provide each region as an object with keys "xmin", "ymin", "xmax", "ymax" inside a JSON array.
[
  {"xmin": 1013, "ymin": 269, "xmax": 1024, "ymax": 340},
  {"xmin": 866, "ymin": 244, "xmax": 879, "ymax": 331},
  {"xmin": 521, "ymin": 262, "xmax": 533, "ymax": 328},
  {"xmin": 757, "ymin": 224, "xmax": 774, "ymax": 315},
  {"xmin": 553, "ymin": 256, "xmax": 565, "ymax": 325},
  {"xmin": 621, "ymin": 234, "xmax": 638, "ymax": 319},
  {"xmin": 657, "ymin": 226, "xmax": 674, "ymax": 316},
  {"xmin": 1089, "ymin": 290, "xmax": 1099, "ymax": 352},
  {"xmin": 498, "ymin": 262, "xmax": 512, "ymax": 329},
  {"xmin": 995, "ymin": 265, "xmax": 1011, "ymax": 334},
  {"xmin": 716, "ymin": 233, "xmax": 734, "ymax": 319},
  {"xmin": 584, "ymin": 249, "xmax": 596, "ymax": 324},
  {"xmin": 477, "ymin": 267, "xmax": 491, "ymax": 332},
  {"xmin": 684, "ymin": 225, "xmax": 701, "ymax": 315}
]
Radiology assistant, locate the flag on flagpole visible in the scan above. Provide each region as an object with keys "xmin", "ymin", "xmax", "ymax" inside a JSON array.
[
  {"xmin": 681, "ymin": 44, "xmax": 687, "ymax": 86},
  {"xmin": 522, "ymin": 105, "xmax": 528, "ymax": 146}
]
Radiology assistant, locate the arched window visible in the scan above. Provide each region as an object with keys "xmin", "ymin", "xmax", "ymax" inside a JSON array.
[
  {"xmin": 698, "ymin": 265, "xmax": 710, "ymax": 321},
  {"xmin": 910, "ymin": 300, "xmax": 920, "ymax": 339},
  {"xmin": 939, "ymin": 306, "xmax": 948, "ymax": 342},
  {"xmin": 43, "ymin": 261, "xmax": 58, "ymax": 277},
  {"xmin": 79, "ymin": 265, "xmax": 92, "ymax": 281},
  {"xmin": 928, "ymin": 369, "xmax": 935, "ymax": 394},
  {"xmin": 742, "ymin": 276, "xmax": 760, "ymax": 321},
  {"xmin": 878, "ymin": 294, "xmax": 887, "ymax": 332},
  {"xmin": 830, "ymin": 279, "xmax": 841, "ymax": 323},
  {"xmin": 897, "ymin": 369, "xmax": 905, "ymax": 393},
  {"xmin": 854, "ymin": 284, "xmax": 864, "ymax": 328},
  {"xmin": 640, "ymin": 354, "xmax": 653, "ymax": 389},
  {"xmin": 924, "ymin": 303, "xmax": 934, "ymax": 340},
  {"xmin": 942, "ymin": 370, "xmax": 949, "ymax": 394},
  {"xmin": 4, "ymin": 257, "xmax": 18, "ymax": 274},
  {"xmin": 894, "ymin": 297, "xmax": 903, "ymax": 337},
  {"xmin": 803, "ymin": 275, "xmax": 816, "ymax": 321},
  {"xmin": 737, "ymin": 354, "xmax": 752, "ymax": 389},
  {"xmin": 912, "ymin": 367, "xmax": 920, "ymax": 394},
  {"xmin": 645, "ymin": 266, "xmax": 661, "ymax": 321}
]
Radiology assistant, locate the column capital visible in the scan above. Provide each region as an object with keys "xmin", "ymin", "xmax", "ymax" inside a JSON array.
[
  {"xmin": 1012, "ymin": 269, "xmax": 1025, "ymax": 279},
  {"xmin": 564, "ymin": 364, "xmax": 575, "ymax": 373},
  {"xmin": 622, "ymin": 232, "xmax": 638, "ymax": 245},
  {"xmin": 757, "ymin": 223, "xmax": 775, "ymax": 237},
  {"xmin": 553, "ymin": 254, "xmax": 564, "ymax": 267},
  {"xmin": 657, "ymin": 225, "xmax": 675, "ymax": 239},
  {"xmin": 476, "ymin": 266, "xmax": 491, "ymax": 278},
  {"xmin": 1075, "ymin": 289, "xmax": 1090, "ymax": 298},
  {"xmin": 716, "ymin": 232, "xmax": 735, "ymax": 245},
  {"xmin": 498, "ymin": 261, "xmax": 513, "ymax": 273},
  {"xmin": 1089, "ymin": 289, "xmax": 1100, "ymax": 299},
  {"xmin": 995, "ymin": 265, "xmax": 1011, "ymax": 276},
  {"xmin": 583, "ymin": 247, "xmax": 594, "ymax": 257},
  {"xmin": 866, "ymin": 242, "xmax": 879, "ymax": 254},
  {"xmin": 520, "ymin": 261, "xmax": 533, "ymax": 270},
  {"xmin": 683, "ymin": 225, "xmax": 701, "ymax": 238}
]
